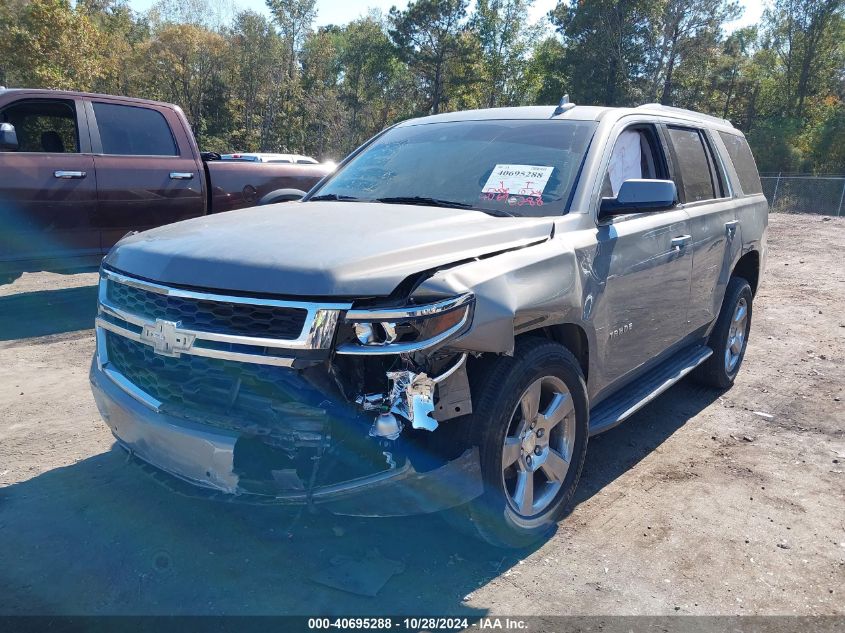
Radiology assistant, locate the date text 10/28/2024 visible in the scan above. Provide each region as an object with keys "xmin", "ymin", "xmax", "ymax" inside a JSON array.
[{"xmin": 307, "ymin": 617, "xmax": 530, "ymax": 630}]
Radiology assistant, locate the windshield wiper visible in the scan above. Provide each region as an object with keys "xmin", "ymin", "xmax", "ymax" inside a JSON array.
[
  {"xmin": 376, "ymin": 196, "xmax": 520, "ymax": 217},
  {"xmin": 374, "ymin": 196, "xmax": 475, "ymax": 210},
  {"xmin": 309, "ymin": 193, "xmax": 361, "ymax": 202}
]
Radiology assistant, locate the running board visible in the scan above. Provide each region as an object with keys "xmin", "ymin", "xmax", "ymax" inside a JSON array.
[{"xmin": 588, "ymin": 345, "xmax": 713, "ymax": 436}]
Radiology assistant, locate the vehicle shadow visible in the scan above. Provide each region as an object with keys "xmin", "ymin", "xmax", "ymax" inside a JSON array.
[
  {"xmin": 0, "ymin": 284, "xmax": 97, "ymax": 341},
  {"xmin": 0, "ymin": 380, "xmax": 720, "ymax": 616},
  {"xmin": 573, "ymin": 379, "xmax": 721, "ymax": 506}
]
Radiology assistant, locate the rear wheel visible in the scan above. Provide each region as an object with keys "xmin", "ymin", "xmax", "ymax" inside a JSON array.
[
  {"xmin": 451, "ymin": 338, "xmax": 589, "ymax": 548},
  {"xmin": 693, "ymin": 276, "xmax": 753, "ymax": 389}
]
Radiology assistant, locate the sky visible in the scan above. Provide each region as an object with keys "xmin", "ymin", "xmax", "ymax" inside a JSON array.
[{"xmin": 127, "ymin": 0, "xmax": 767, "ymax": 31}]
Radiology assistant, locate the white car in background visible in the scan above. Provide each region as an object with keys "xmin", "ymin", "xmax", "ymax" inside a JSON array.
[{"xmin": 221, "ymin": 152, "xmax": 321, "ymax": 165}]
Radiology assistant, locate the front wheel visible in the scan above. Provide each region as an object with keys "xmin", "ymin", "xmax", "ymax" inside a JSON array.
[{"xmin": 454, "ymin": 338, "xmax": 589, "ymax": 548}]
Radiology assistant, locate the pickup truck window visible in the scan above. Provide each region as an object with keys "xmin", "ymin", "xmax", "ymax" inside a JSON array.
[
  {"xmin": 0, "ymin": 99, "xmax": 78, "ymax": 153},
  {"xmin": 93, "ymin": 102, "xmax": 177, "ymax": 156},
  {"xmin": 718, "ymin": 132, "xmax": 763, "ymax": 195},
  {"xmin": 312, "ymin": 119, "xmax": 598, "ymax": 217},
  {"xmin": 666, "ymin": 126, "xmax": 719, "ymax": 203}
]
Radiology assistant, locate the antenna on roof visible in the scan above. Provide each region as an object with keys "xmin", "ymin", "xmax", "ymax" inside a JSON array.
[{"xmin": 553, "ymin": 94, "xmax": 574, "ymax": 116}]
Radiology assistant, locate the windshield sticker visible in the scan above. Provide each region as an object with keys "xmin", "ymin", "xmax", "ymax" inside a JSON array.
[{"xmin": 481, "ymin": 164, "xmax": 554, "ymax": 206}]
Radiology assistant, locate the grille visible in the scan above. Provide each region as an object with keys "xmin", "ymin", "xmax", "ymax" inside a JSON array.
[
  {"xmin": 107, "ymin": 280, "xmax": 308, "ymax": 340},
  {"xmin": 105, "ymin": 332, "xmax": 331, "ymax": 443}
]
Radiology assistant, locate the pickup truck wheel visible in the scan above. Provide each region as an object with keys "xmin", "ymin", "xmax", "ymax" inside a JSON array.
[
  {"xmin": 693, "ymin": 276, "xmax": 753, "ymax": 389},
  {"xmin": 458, "ymin": 338, "xmax": 589, "ymax": 549}
]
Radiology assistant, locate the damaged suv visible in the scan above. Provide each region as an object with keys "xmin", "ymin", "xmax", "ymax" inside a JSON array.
[{"xmin": 90, "ymin": 103, "xmax": 767, "ymax": 547}]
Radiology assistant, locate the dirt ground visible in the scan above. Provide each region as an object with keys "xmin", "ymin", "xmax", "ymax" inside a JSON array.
[{"xmin": 0, "ymin": 213, "xmax": 842, "ymax": 616}]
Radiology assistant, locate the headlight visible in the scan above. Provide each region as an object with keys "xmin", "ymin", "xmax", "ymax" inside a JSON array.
[{"xmin": 336, "ymin": 293, "xmax": 474, "ymax": 355}]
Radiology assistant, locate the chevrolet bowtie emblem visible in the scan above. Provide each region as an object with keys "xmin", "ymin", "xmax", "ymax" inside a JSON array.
[{"xmin": 140, "ymin": 319, "xmax": 196, "ymax": 357}]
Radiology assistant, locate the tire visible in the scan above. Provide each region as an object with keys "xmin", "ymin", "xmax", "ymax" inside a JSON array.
[
  {"xmin": 450, "ymin": 338, "xmax": 589, "ymax": 548},
  {"xmin": 692, "ymin": 276, "xmax": 753, "ymax": 389}
]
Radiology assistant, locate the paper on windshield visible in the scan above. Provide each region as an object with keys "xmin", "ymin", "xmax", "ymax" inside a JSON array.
[{"xmin": 481, "ymin": 164, "xmax": 554, "ymax": 199}]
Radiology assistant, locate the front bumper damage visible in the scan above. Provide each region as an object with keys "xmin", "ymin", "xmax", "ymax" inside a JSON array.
[
  {"xmin": 90, "ymin": 359, "xmax": 483, "ymax": 515},
  {"xmin": 90, "ymin": 268, "xmax": 485, "ymax": 515}
]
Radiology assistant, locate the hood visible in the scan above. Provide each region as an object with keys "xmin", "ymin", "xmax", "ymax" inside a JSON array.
[{"xmin": 104, "ymin": 201, "xmax": 554, "ymax": 297}]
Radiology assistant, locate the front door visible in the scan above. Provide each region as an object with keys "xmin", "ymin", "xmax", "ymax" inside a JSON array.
[
  {"xmin": 0, "ymin": 98, "xmax": 99, "ymax": 269},
  {"xmin": 86, "ymin": 99, "xmax": 205, "ymax": 252},
  {"xmin": 590, "ymin": 123, "xmax": 694, "ymax": 385}
]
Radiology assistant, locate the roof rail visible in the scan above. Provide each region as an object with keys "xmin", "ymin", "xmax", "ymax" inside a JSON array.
[{"xmin": 635, "ymin": 103, "xmax": 733, "ymax": 127}]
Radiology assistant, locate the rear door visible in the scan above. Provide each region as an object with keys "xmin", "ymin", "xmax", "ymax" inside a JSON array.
[
  {"xmin": 0, "ymin": 96, "xmax": 99, "ymax": 268},
  {"xmin": 86, "ymin": 99, "xmax": 205, "ymax": 252},
  {"xmin": 663, "ymin": 125, "xmax": 740, "ymax": 331}
]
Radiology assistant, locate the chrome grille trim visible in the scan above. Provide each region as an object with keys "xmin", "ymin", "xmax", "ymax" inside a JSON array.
[
  {"xmin": 96, "ymin": 327, "xmax": 163, "ymax": 411},
  {"xmin": 100, "ymin": 269, "xmax": 350, "ymax": 351},
  {"xmin": 95, "ymin": 271, "xmax": 355, "ymax": 410}
]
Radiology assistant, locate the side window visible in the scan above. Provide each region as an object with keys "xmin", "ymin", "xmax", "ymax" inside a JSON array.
[
  {"xmin": 93, "ymin": 102, "xmax": 177, "ymax": 156},
  {"xmin": 0, "ymin": 99, "xmax": 79, "ymax": 153},
  {"xmin": 666, "ymin": 126, "xmax": 718, "ymax": 203},
  {"xmin": 602, "ymin": 126, "xmax": 666, "ymax": 197},
  {"xmin": 718, "ymin": 132, "xmax": 763, "ymax": 195}
]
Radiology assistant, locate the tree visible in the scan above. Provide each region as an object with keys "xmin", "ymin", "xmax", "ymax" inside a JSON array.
[
  {"xmin": 143, "ymin": 23, "xmax": 226, "ymax": 139},
  {"xmin": 336, "ymin": 15, "xmax": 406, "ymax": 148},
  {"xmin": 389, "ymin": 0, "xmax": 470, "ymax": 114},
  {"xmin": 471, "ymin": 0, "xmax": 538, "ymax": 107},
  {"xmin": 227, "ymin": 11, "xmax": 282, "ymax": 150},
  {"xmin": 264, "ymin": 0, "xmax": 317, "ymax": 150},
  {"xmin": 550, "ymin": 0, "xmax": 661, "ymax": 106},
  {"xmin": 765, "ymin": 0, "xmax": 844, "ymax": 118},
  {"xmin": 524, "ymin": 36, "xmax": 569, "ymax": 105},
  {"xmin": 4, "ymin": 0, "xmax": 842, "ymax": 173},
  {"xmin": 649, "ymin": 0, "xmax": 740, "ymax": 105},
  {"xmin": 0, "ymin": 0, "xmax": 107, "ymax": 90}
]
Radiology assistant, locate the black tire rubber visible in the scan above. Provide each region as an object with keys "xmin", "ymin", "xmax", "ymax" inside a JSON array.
[
  {"xmin": 449, "ymin": 337, "xmax": 589, "ymax": 549},
  {"xmin": 692, "ymin": 276, "xmax": 753, "ymax": 389}
]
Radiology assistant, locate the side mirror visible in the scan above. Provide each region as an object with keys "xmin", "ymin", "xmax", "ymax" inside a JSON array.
[
  {"xmin": 0, "ymin": 123, "xmax": 18, "ymax": 151},
  {"xmin": 600, "ymin": 179, "xmax": 677, "ymax": 219}
]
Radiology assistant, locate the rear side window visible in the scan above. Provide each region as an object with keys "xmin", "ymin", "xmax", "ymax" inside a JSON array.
[
  {"xmin": 666, "ymin": 126, "xmax": 717, "ymax": 203},
  {"xmin": 93, "ymin": 103, "xmax": 177, "ymax": 156},
  {"xmin": 718, "ymin": 132, "xmax": 763, "ymax": 195}
]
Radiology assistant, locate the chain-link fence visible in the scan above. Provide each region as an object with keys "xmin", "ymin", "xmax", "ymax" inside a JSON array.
[{"xmin": 760, "ymin": 175, "xmax": 845, "ymax": 216}]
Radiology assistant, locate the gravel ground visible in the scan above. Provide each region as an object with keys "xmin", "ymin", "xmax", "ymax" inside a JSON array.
[{"xmin": 0, "ymin": 213, "xmax": 842, "ymax": 616}]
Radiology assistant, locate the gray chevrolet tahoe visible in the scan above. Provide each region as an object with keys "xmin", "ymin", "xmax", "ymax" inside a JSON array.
[{"xmin": 90, "ymin": 103, "xmax": 768, "ymax": 547}]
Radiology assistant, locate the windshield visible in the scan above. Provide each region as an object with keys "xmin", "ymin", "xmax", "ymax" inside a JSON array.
[{"xmin": 309, "ymin": 119, "xmax": 597, "ymax": 217}]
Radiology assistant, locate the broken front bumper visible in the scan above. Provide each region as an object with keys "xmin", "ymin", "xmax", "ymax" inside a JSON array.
[{"xmin": 89, "ymin": 360, "xmax": 483, "ymax": 516}]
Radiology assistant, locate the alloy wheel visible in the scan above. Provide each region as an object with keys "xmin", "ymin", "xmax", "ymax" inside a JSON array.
[
  {"xmin": 725, "ymin": 296, "xmax": 749, "ymax": 373},
  {"xmin": 501, "ymin": 376, "xmax": 576, "ymax": 518}
]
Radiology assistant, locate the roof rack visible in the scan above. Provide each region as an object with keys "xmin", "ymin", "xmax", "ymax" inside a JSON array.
[{"xmin": 635, "ymin": 103, "xmax": 733, "ymax": 127}]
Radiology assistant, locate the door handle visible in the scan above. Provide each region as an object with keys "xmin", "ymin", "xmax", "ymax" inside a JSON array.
[
  {"xmin": 725, "ymin": 220, "xmax": 739, "ymax": 237},
  {"xmin": 54, "ymin": 170, "xmax": 86, "ymax": 179},
  {"xmin": 169, "ymin": 172, "xmax": 194, "ymax": 180},
  {"xmin": 671, "ymin": 235, "xmax": 692, "ymax": 250}
]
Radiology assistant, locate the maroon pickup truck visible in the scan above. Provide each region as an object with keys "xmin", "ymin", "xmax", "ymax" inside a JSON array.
[{"xmin": 0, "ymin": 88, "xmax": 333, "ymax": 282}]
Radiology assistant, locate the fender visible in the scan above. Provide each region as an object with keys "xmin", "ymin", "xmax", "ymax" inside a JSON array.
[{"xmin": 258, "ymin": 188, "xmax": 307, "ymax": 205}]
